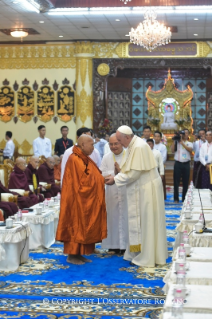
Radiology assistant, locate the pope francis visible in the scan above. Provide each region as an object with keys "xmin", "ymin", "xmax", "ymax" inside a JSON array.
[{"xmin": 105, "ymin": 125, "xmax": 167, "ymax": 267}]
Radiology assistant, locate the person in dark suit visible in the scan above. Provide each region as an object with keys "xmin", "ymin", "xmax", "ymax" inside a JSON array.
[{"xmin": 54, "ymin": 126, "xmax": 73, "ymax": 157}]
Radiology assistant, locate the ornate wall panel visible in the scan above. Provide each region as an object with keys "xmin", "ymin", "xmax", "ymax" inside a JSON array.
[
  {"xmin": 0, "ymin": 86, "xmax": 14, "ymax": 122},
  {"xmin": 37, "ymin": 86, "xmax": 54, "ymax": 122},
  {"xmin": 57, "ymin": 86, "xmax": 74, "ymax": 122},
  {"xmin": 17, "ymin": 86, "xmax": 34, "ymax": 123}
]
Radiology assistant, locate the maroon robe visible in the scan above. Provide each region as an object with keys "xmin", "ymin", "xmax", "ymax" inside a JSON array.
[
  {"xmin": 8, "ymin": 166, "xmax": 42, "ymax": 206},
  {"xmin": 37, "ymin": 162, "xmax": 60, "ymax": 197},
  {"xmin": 25, "ymin": 164, "xmax": 49, "ymax": 199},
  {"xmin": 0, "ymin": 181, "xmax": 31, "ymax": 209},
  {"xmin": 0, "ymin": 201, "xmax": 18, "ymax": 218}
]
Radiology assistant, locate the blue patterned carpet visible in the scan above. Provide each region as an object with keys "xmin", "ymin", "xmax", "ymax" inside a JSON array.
[{"xmin": 0, "ymin": 191, "xmax": 182, "ymax": 319}]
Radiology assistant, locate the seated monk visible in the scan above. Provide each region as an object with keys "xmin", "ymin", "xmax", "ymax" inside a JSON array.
[
  {"xmin": 56, "ymin": 135, "xmax": 107, "ymax": 265},
  {"xmin": 25, "ymin": 156, "xmax": 52, "ymax": 198},
  {"xmin": 53, "ymin": 155, "xmax": 61, "ymax": 182},
  {"xmin": 0, "ymin": 201, "xmax": 18, "ymax": 219},
  {"xmin": 0, "ymin": 181, "xmax": 31, "ymax": 209},
  {"xmin": 8, "ymin": 157, "xmax": 43, "ymax": 206},
  {"xmin": 37, "ymin": 157, "xmax": 60, "ymax": 197}
]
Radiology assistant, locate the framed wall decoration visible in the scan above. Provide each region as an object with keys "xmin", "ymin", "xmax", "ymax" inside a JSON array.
[
  {"xmin": 0, "ymin": 86, "xmax": 14, "ymax": 123},
  {"xmin": 37, "ymin": 86, "xmax": 54, "ymax": 122},
  {"xmin": 57, "ymin": 85, "xmax": 74, "ymax": 122},
  {"xmin": 17, "ymin": 86, "xmax": 34, "ymax": 123}
]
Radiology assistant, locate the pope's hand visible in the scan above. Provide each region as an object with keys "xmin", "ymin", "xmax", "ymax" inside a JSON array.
[{"xmin": 105, "ymin": 176, "xmax": 115, "ymax": 185}]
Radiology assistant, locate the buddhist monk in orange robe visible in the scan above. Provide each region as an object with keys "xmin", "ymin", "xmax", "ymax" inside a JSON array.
[
  {"xmin": 56, "ymin": 135, "xmax": 107, "ymax": 265},
  {"xmin": 53, "ymin": 155, "xmax": 61, "ymax": 181}
]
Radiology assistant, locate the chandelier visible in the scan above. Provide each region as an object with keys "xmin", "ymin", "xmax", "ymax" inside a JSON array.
[
  {"xmin": 129, "ymin": 9, "xmax": 172, "ymax": 52},
  {"xmin": 120, "ymin": 0, "xmax": 131, "ymax": 4},
  {"xmin": 10, "ymin": 30, "xmax": 28, "ymax": 38}
]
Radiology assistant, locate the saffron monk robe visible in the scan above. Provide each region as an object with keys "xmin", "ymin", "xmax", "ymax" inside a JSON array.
[
  {"xmin": 8, "ymin": 157, "xmax": 43, "ymax": 206},
  {"xmin": 53, "ymin": 155, "xmax": 61, "ymax": 182},
  {"xmin": 25, "ymin": 156, "xmax": 51, "ymax": 198},
  {"xmin": 56, "ymin": 135, "xmax": 107, "ymax": 265},
  {"xmin": 37, "ymin": 157, "xmax": 61, "ymax": 197}
]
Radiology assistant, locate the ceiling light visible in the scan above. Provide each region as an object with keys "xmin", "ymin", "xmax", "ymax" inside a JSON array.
[
  {"xmin": 129, "ymin": 8, "xmax": 171, "ymax": 52},
  {"xmin": 115, "ymin": 19, "xmax": 120, "ymax": 21},
  {"xmin": 194, "ymin": 18, "xmax": 199, "ymax": 20},
  {"xmin": 125, "ymin": 34, "xmax": 130, "ymax": 36},
  {"xmin": 194, "ymin": 34, "xmax": 198, "ymax": 36},
  {"xmin": 39, "ymin": 21, "xmax": 44, "ymax": 23},
  {"xmin": 59, "ymin": 35, "xmax": 63, "ymax": 37},
  {"xmin": 19, "ymin": 0, "xmax": 40, "ymax": 13},
  {"xmin": 11, "ymin": 30, "xmax": 28, "ymax": 37}
]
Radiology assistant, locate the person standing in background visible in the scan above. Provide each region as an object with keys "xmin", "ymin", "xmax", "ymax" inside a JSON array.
[
  {"xmin": 193, "ymin": 129, "xmax": 206, "ymax": 188},
  {"xmin": 33, "ymin": 125, "xmax": 52, "ymax": 158},
  {"xmin": 54, "ymin": 126, "xmax": 73, "ymax": 157},
  {"xmin": 0, "ymin": 131, "xmax": 15, "ymax": 160},
  {"xmin": 141, "ymin": 126, "xmax": 152, "ymax": 142}
]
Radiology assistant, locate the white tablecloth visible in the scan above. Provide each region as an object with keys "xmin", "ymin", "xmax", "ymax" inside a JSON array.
[
  {"xmin": 21, "ymin": 210, "xmax": 55, "ymax": 249},
  {"xmin": 163, "ymin": 261, "xmax": 212, "ymax": 293},
  {"xmin": 173, "ymin": 247, "xmax": 212, "ymax": 262},
  {"xmin": 162, "ymin": 313, "xmax": 212, "ymax": 319},
  {"xmin": 164, "ymin": 284, "xmax": 212, "ymax": 314},
  {"xmin": 189, "ymin": 230, "xmax": 212, "ymax": 248},
  {"xmin": 0, "ymin": 222, "xmax": 31, "ymax": 271}
]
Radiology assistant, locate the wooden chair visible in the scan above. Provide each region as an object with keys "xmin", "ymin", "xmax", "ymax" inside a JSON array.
[
  {"xmin": 17, "ymin": 140, "xmax": 33, "ymax": 161},
  {"xmin": 2, "ymin": 160, "xmax": 14, "ymax": 188},
  {"xmin": 1, "ymin": 193, "xmax": 18, "ymax": 205}
]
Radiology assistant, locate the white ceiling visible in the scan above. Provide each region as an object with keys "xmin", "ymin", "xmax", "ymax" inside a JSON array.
[{"xmin": 0, "ymin": 0, "xmax": 212, "ymax": 42}]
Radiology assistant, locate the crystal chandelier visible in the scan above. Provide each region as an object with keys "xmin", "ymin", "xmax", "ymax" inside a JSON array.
[
  {"xmin": 120, "ymin": 0, "xmax": 131, "ymax": 4},
  {"xmin": 129, "ymin": 9, "xmax": 172, "ymax": 52}
]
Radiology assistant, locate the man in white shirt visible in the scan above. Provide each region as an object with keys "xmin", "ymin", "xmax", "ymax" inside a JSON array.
[
  {"xmin": 61, "ymin": 127, "xmax": 101, "ymax": 185},
  {"xmin": 33, "ymin": 125, "xmax": 52, "ymax": 158},
  {"xmin": 171, "ymin": 130, "xmax": 193, "ymax": 203},
  {"xmin": 199, "ymin": 130, "xmax": 212, "ymax": 190},
  {"xmin": 141, "ymin": 125, "xmax": 152, "ymax": 142},
  {"xmin": 193, "ymin": 129, "xmax": 206, "ymax": 188},
  {"xmin": 153, "ymin": 131, "xmax": 167, "ymax": 199},
  {"xmin": 147, "ymin": 139, "xmax": 164, "ymax": 176},
  {"xmin": 1, "ymin": 131, "xmax": 15, "ymax": 160},
  {"xmin": 100, "ymin": 133, "xmax": 128, "ymax": 254}
]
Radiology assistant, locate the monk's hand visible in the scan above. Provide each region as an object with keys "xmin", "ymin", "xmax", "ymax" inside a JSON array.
[
  {"xmin": 114, "ymin": 162, "xmax": 121, "ymax": 174},
  {"xmin": 105, "ymin": 176, "xmax": 115, "ymax": 185},
  {"xmin": 206, "ymin": 164, "xmax": 210, "ymax": 171}
]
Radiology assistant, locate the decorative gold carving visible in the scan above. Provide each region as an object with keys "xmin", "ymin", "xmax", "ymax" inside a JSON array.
[
  {"xmin": 17, "ymin": 86, "xmax": 34, "ymax": 123},
  {"xmin": 97, "ymin": 63, "xmax": 110, "ymax": 76},
  {"xmin": 57, "ymin": 86, "xmax": 75, "ymax": 122},
  {"xmin": 75, "ymin": 41, "xmax": 94, "ymax": 55},
  {"xmin": 0, "ymin": 139, "xmax": 6, "ymax": 150},
  {"xmin": 76, "ymin": 89, "xmax": 93, "ymax": 124},
  {"xmin": 115, "ymin": 42, "xmax": 128, "ymax": 58},
  {"xmin": 0, "ymin": 164, "xmax": 8, "ymax": 187},
  {"xmin": 146, "ymin": 69, "xmax": 193, "ymax": 133},
  {"xmin": 93, "ymin": 42, "xmax": 119, "ymax": 58},
  {"xmin": 88, "ymin": 59, "xmax": 93, "ymax": 88},
  {"xmin": 3, "ymin": 159, "xmax": 14, "ymax": 187},
  {"xmin": 18, "ymin": 139, "xmax": 34, "ymax": 156},
  {"xmin": 0, "ymin": 86, "xmax": 14, "ymax": 122},
  {"xmin": 199, "ymin": 41, "xmax": 211, "ymax": 57},
  {"xmin": 37, "ymin": 86, "xmax": 54, "ymax": 122},
  {"xmin": 80, "ymin": 59, "xmax": 87, "ymax": 87}
]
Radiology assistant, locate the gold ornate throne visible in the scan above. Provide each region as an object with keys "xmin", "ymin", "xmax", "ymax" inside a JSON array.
[{"xmin": 146, "ymin": 70, "xmax": 193, "ymax": 134}]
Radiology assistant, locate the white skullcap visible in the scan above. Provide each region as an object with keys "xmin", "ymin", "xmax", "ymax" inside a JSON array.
[{"xmin": 117, "ymin": 125, "xmax": 133, "ymax": 135}]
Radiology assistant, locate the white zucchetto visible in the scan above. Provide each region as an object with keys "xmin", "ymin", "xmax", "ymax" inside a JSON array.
[{"xmin": 117, "ymin": 125, "xmax": 133, "ymax": 135}]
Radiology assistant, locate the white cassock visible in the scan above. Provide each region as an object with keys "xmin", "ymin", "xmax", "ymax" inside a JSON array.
[
  {"xmin": 114, "ymin": 136, "xmax": 167, "ymax": 267},
  {"xmin": 100, "ymin": 150, "xmax": 128, "ymax": 250}
]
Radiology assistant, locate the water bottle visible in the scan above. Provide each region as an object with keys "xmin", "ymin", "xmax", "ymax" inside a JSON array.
[
  {"xmin": 178, "ymin": 243, "xmax": 186, "ymax": 261},
  {"xmin": 182, "ymin": 231, "xmax": 189, "ymax": 244},
  {"xmin": 171, "ymin": 289, "xmax": 184, "ymax": 318},
  {"xmin": 199, "ymin": 213, "xmax": 204, "ymax": 225},
  {"xmin": 17, "ymin": 209, "xmax": 22, "ymax": 221},
  {"xmin": 176, "ymin": 270, "xmax": 186, "ymax": 287}
]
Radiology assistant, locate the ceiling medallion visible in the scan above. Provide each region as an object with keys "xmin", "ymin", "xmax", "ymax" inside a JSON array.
[{"xmin": 129, "ymin": 8, "xmax": 172, "ymax": 52}]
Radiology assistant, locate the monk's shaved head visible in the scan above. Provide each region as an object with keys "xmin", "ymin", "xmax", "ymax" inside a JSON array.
[
  {"xmin": 46, "ymin": 157, "xmax": 55, "ymax": 169},
  {"xmin": 16, "ymin": 157, "xmax": 26, "ymax": 171},
  {"xmin": 29, "ymin": 156, "xmax": 39, "ymax": 169},
  {"xmin": 53, "ymin": 155, "xmax": 61, "ymax": 165},
  {"xmin": 109, "ymin": 134, "xmax": 123, "ymax": 155},
  {"xmin": 78, "ymin": 135, "xmax": 94, "ymax": 156}
]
